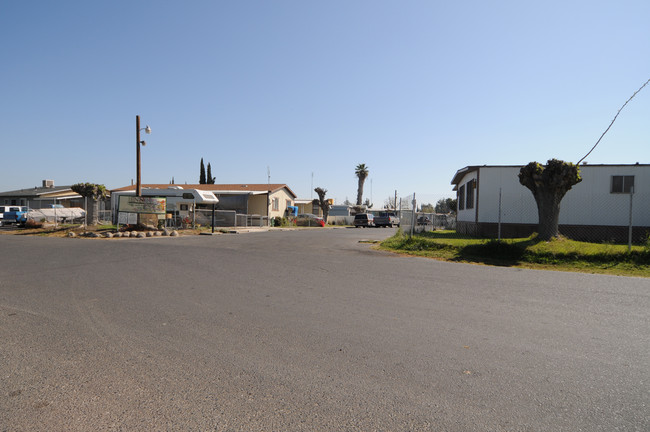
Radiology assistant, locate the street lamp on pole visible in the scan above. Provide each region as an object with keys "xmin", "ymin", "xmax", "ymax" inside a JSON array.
[{"xmin": 136, "ymin": 115, "xmax": 151, "ymax": 197}]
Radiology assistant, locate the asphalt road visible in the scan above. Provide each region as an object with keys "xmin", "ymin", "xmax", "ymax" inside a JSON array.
[{"xmin": 1, "ymin": 228, "xmax": 648, "ymax": 431}]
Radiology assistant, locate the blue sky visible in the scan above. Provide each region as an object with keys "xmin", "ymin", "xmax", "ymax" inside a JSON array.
[{"xmin": 2, "ymin": 1, "xmax": 649, "ymax": 206}]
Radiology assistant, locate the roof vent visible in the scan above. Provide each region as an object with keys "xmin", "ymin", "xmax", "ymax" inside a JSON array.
[
  {"xmin": 42, "ymin": 180, "xmax": 54, "ymax": 188},
  {"xmin": 242, "ymin": 185, "xmax": 248, "ymax": 188}
]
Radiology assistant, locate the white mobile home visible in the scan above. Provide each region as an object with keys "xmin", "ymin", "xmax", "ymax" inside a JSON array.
[
  {"xmin": 111, "ymin": 187, "xmax": 219, "ymax": 223},
  {"xmin": 451, "ymin": 164, "xmax": 650, "ymax": 242}
]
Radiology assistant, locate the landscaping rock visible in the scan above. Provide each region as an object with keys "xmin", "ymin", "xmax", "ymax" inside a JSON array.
[
  {"xmin": 89, "ymin": 232, "xmax": 101, "ymax": 238},
  {"xmin": 67, "ymin": 232, "xmax": 76, "ymax": 238},
  {"xmin": 114, "ymin": 232, "xmax": 122, "ymax": 238},
  {"xmin": 170, "ymin": 230, "xmax": 179, "ymax": 237},
  {"xmin": 104, "ymin": 232, "xmax": 114, "ymax": 238},
  {"xmin": 137, "ymin": 232, "xmax": 146, "ymax": 238},
  {"xmin": 146, "ymin": 231, "xmax": 154, "ymax": 237},
  {"xmin": 154, "ymin": 231, "xmax": 162, "ymax": 236}
]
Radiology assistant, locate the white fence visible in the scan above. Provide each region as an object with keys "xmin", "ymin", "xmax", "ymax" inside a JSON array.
[{"xmin": 328, "ymin": 215, "xmax": 354, "ymax": 225}]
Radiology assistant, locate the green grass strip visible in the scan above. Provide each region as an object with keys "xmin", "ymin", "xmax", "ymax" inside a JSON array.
[{"xmin": 379, "ymin": 230, "xmax": 650, "ymax": 277}]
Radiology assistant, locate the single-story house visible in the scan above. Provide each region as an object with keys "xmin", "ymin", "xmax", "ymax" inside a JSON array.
[
  {"xmin": 0, "ymin": 180, "xmax": 86, "ymax": 209},
  {"xmin": 294, "ymin": 199, "xmax": 320, "ymax": 216},
  {"xmin": 451, "ymin": 164, "xmax": 650, "ymax": 242},
  {"xmin": 110, "ymin": 183, "xmax": 297, "ymax": 224}
]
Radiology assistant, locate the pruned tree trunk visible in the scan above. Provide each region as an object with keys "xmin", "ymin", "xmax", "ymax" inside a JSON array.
[
  {"xmin": 534, "ymin": 189, "xmax": 562, "ymax": 240},
  {"xmin": 519, "ymin": 159, "xmax": 581, "ymax": 241},
  {"xmin": 314, "ymin": 187, "xmax": 330, "ymax": 223}
]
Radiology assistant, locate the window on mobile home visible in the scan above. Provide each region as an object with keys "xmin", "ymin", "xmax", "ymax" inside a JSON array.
[
  {"xmin": 611, "ymin": 175, "xmax": 634, "ymax": 193},
  {"xmin": 458, "ymin": 185, "xmax": 465, "ymax": 210},
  {"xmin": 466, "ymin": 180, "xmax": 475, "ymax": 209}
]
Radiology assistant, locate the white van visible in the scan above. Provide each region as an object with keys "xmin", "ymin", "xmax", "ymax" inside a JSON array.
[{"xmin": 0, "ymin": 205, "xmax": 24, "ymax": 226}]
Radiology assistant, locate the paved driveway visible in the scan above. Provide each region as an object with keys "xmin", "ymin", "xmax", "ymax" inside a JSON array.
[{"xmin": 1, "ymin": 228, "xmax": 648, "ymax": 431}]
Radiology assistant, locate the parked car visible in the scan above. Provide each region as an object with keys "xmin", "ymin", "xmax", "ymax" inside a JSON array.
[
  {"xmin": 353, "ymin": 213, "xmax": 375, "ymax": 228},
  {"xmin": 295, "ymin": 213, "xmax": 325, "ymax": 227},
  {"xmin": 374, "ymin": 212, "xmax": 400, "ymax": 228}
]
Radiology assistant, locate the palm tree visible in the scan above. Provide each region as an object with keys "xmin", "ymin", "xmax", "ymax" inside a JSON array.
[{"xmin": 355, "ymin": 163, "xmax": 369, "ymax": 205}]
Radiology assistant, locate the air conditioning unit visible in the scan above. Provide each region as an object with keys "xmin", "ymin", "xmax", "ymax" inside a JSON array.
[{"xmin": 42, "ymin": 179, "xmax": 54, "ymax": 188}]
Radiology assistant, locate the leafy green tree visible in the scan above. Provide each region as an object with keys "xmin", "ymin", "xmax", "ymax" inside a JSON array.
[
  {"xmin": 355, "ymin": 163, "xmax": 369, "ymax": 205},
  {"xmin": 420, "ymin": 203, "xmax": 434, "ymax": 213},
  {"xmin": 199, "ymin": 158, "xmax": 206, "ymax": 184},
  {"xmin": 435, "ymin": 198, "xmax": 457, "ymax": 213},
  {"xmin": 518, "ymin": 159, "xmax": 581, "ymax": 240},
  {"xmin": 448, "ymin": 198, "xmax": 457, "ymax": 213},
  {"xmin": 71, "ymin": 183, "xmax": 107, "ymax": 225}
]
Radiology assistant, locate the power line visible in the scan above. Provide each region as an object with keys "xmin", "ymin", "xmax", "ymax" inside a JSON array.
[{"xmin": 577, "ymin": 77, "xmax": 650, "ymax": 165}]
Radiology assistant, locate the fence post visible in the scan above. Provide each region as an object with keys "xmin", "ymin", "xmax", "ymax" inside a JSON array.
[
  {"xmin": 498, "ymin": 188, "xmax": 502, "ymax": 242},
  {"xmin": 410, "ymin": 193, "xmax": 416, "ymax": 238},
  {"xmin": 211, "ymin": 204, "xmax": 215, "ymax": 234},
  {"xmin": 628, "ymin": 186, "xmax": 634, "ymax": 252}
]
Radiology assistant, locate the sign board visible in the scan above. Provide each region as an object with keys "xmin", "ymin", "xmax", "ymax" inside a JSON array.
[
  {"xmin": 118, "ymin": 196, "xmax": 166, "ymax": 214},
  {"xmin": 118, "ymin": 212, "xmax": 138, "ymax": 224}
]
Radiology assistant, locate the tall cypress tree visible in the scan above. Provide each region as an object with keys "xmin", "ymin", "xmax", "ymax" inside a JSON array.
[
  {"xmin": 199, "ymin": 158, "xmax": 206, "ymax": 184},
  {"xmin": 207, "ymin": 163, "xmax": 215, "ymax": 184}
]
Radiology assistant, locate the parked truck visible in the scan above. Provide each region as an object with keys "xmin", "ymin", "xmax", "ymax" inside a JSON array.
[
  {"xmin": 1, "ymin": 207, "xmax": 29, "ymax": 226},
  {"xmin": 374, "ymin": 212, "xmax": 400, "ymax": 228}
]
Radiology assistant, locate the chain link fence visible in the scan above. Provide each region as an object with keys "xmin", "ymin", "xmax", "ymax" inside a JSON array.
[
  {"xmin": 399, "ymin": 193, "xmax": 456, "ymax": 236},
  {"xmin": 11, "ymin": 203, "xmax": 113, "ymax": 229},
  {"xmin": 191, "ymin": 209, "xmax": 268, "ymax": 229}
]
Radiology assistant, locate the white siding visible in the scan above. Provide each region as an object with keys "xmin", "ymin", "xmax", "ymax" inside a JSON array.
[
  {"xmin": 561, "ymin": 165, "xmax": 649, "ymax": 226},
  {"xmin": 469, "ymin": 165, "xmax": 650, "ymax": 226},
  {"xmin": 477, "ymin": 167, "xmax": 537, "ymax": 224}
]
